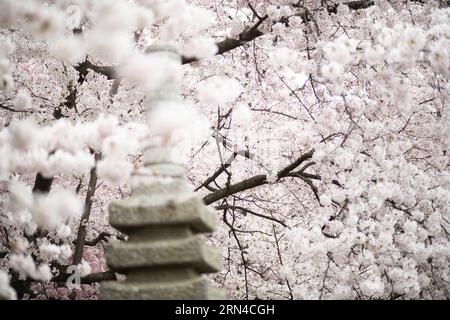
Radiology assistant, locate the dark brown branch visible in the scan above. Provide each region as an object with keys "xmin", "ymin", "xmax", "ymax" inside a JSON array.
[
  {"xmin": 294, "ymin": 174, "xmax": 321, "ymax": 203},
  {"xmin": 73, "ymin": 231, "xmax": 125, "ymax": 247},
  {"xmin": 32, "ymin": 80, "xmax": 80, "ymax": 193},
  {"xmin": 195, "ymin": 154, "xmax": 236, "ymax": 192},
  {"xmin": 32, "ymin": 173, "xmax": 53, "ymax": 194},
  {"xmin": 203, "ymin": 174, "xmax": 266, "ymax": 205},
  {"xmin": 319, "ymin": 252, "xmax": 333, "ymax": 299},
  {"xmin": 386, "ymin": 199, "xmax": 415, "ymax": 216},
  {"xmin": 277, "ymin": 150, "xmax": 315, "ymax": 177},
  {"xmin": 76, "ymin": 59, "xmax": 115, "ymax": 85},
  {"xmin": 77, "ymin": 1, "xmax": 395, "ymax": 79},
  {"xmin": 215, "ymin": 204, "xmax": 287, "ymax": 227},
  {"xmin": 252, "ymin": 108, "xmax": 298, "ymax": 120},
  {"xmin": 294, "ymin": 172, "xmax": 342, "ymax": 187},
  {"xmin": 0, "ymin": 103, "xmax": 32, "ymax": 113},
  {"xmin": 203, "ymin": 149, "xmax": 314, "ymax": 205},
  {"xmin": 272, "ymin": 225, "xmax": 294, "ymax": 299},
  {"xmin": 222, "ymin": 210, "xmax": 249, "ymax": 299},
  {"xmin": 326, "ymin": 0, "xmax": 375, "ymax": 14},
  {"xmin": 61, "ymin": 82, "xmax": 77, "ymax": 113},
  {"xmin": 84, "ymin": 231, "xmax": 111, "ymax": 246},
  {"xmin": 73, "ymin": 152, "xmax": 101, "ymax": 265},
  {"xmin": 79, "ymin": 271, "xmax": 116, "ymax": 284},
  {"xmin": 181, "ymin": 15, "xmax": 268, "ymax": 64},
  {"xmin": 248, "ymin": 3, "xmax": 263, "ymax": 20}
]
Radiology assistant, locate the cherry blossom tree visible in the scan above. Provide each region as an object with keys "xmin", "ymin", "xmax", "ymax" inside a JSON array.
[{"xmin": 0, "ymin": 0, "xmax": 449, "ymax": 300}]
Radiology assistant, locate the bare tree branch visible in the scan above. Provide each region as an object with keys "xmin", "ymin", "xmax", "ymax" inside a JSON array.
[
  {"xmin": 84, "ymin": 232, "xmax": 111, "ymax": 247},
  {"xmin": 203, "ymin": 149, "xmax": 314, "ymax": 205},
  {"xmin": 72, "ymin": 152, "xmax": 101, "ymax": 265},
  {"xmin": 215, "ymin": 204, "xmax": 288, "ymax": 227},
  {"xmin": 0, "ymin": 103, "xmax": 32, "ymax": 113},
  {"xmin": 78, "ymin": 231, "xmax": 125, "ymax": 246},
  {"xmin": 45, "ymin": 270, "xmax": 116, "ymax": 284},
  {"xmin": 77, "ymin": 1, "xmax": 383, "ymax": 79},
  {"xmin": 222, "ymin": 209, "xmax": 249, "ymax": 299}
]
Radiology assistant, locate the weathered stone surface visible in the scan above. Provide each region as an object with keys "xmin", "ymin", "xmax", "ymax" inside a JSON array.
[
  {"xmin": 107, "ymin": 236, "xmax": 222, "ymax": 273},
  {"xmin": 101, "ymin": 277, "xmax": 226, "ymax": 300},
  {"xmin": 131, "ymin": 179, "xmax": 192, "ymax": 197},
  {"xmin": 109, "ymin": 194, "xmax": 218, "ymax": 232},
  {"xmin": 145, "ymin": 44, "xmax": 180, "ymax": 57},
  {"xmin": 143, "ymin": 163, "xmax": 186, "ymax": 177},
  {"xmin": 142, "ymin": 146, "xmax": 186, "ymax": 166}
]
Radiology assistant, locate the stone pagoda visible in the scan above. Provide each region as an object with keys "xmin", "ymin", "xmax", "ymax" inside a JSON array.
[{"xmin": 101, "ymin": 45, "xmax": 225, "ymax": 300}]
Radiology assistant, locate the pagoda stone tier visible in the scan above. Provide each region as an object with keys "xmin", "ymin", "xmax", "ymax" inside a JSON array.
[{"xmin": 101, "ymin": 147, "xmax": 226, "ymax": 300}]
